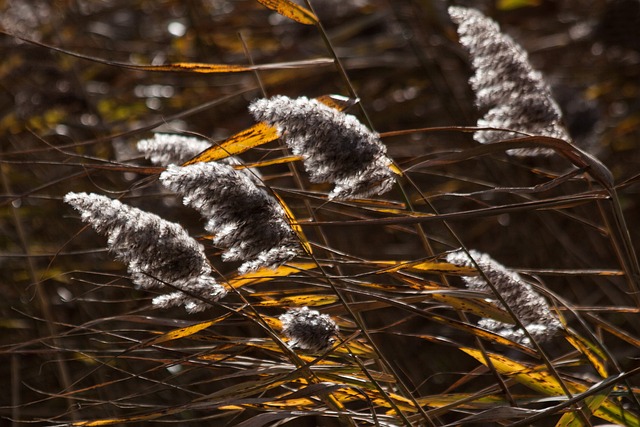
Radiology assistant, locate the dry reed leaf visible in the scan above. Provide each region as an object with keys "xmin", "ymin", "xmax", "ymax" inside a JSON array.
[
  {"xmin": 252, "ymin": 294, "xmax": 339, "ymax": 307},
  {"xmin": 461, "ymin": 348, "xmax": 640, "ymax": 426},
  {"xmin": 564, "ymin": 333, "xmax": 609, "ymax": 379},
  {"xmin": 254, "ymin": 0, "xmax": 318, "ymax": 25},
  {"xmin": 226, "ymin": 262, "xmax": 321, "ymax": 289},
  {"xmin": 143, "ymin": 317, "xmax": 228, "ymax": 346},
  {"xmin": 183, "ymin": 122, "xmax": 279, "ymax": 165},
  {"xmin": 234, "ymin": 155, "xmax": 303, "ymax": 169},
  {"xmin": 555, "ymin": 390, "xmax": 609, "ymax": 427},
  {"xmin": 372, "ymin": 260, "xmax": 478, "ymax": 275}
]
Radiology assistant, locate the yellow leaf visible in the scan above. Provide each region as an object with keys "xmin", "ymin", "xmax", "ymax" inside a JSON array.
[
  {"xmin": 234, "ymin": 155, "xmax": 303, "ymax": 169},
  {"xmin": 183, "ymin": 122, "xmax": 279, "ymax": 165},
  {"xmin": 460, "ymin": 347, "xmax": 571, "ymax": 395},
  {"xmin": 462, "ymin": 348, "xmax": 640, "ymax": 426},
  {"xmin": 596, "ymin": 399, "xmax": 640, "ymax": 427},
  {"xmin": 565, "ymin": 333, "xmax": 608, "ymax": 379},
  {"xmin": 255, "ymin": 0, "xmax": 318, "ymax": 25},
  {"xmin": 373, "ymin": 260, "xmax": 478, "ymax": 275},
  {"xmin": 227, "ymin": 262, "xmax": 320, "ymax": 289},
  {"xmin": 556, "ymin": 390, "xmax": 609, "ymax": 427},
  {"xmin": 145, "ymin": 318, "xmax": 222, "ymax": 346},
  {"xmin": 254, "ymin": 294, "xmax": 338, "ymax": 307},
  {"xmin": 134, "ymin": 62, "xmax": 251, "ymax": 73},
  {"xmin": 427, "ymin": 294, "xmax": 512, "ymax": 324},
  {"xmin": 416, "ymin": 393, "xmax": 512, "ymax": 409}
]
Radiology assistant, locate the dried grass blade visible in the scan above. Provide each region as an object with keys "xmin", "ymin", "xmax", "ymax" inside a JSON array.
[
  {"xmin": 564, "ymin": 332, "xmax": 609, "ymax": 378},
  {"xmin": 556, "ymin": 389, "xmax": 610, "ymax": 427},
  {"xmin": 254, "ymin": 0, "xmax": 318, "ymax": 25},
  {"xmin": 461, "ymin": 347, "xmax": 571, "ymax": 395},
  {"xmin": 183, "ymin": 122, "xmax": 279, "ymax": 165},
  {"xmin": 226, "ymin": 262, "xmax": 321, "ymax": 289},
  {"xmin": 143, "ymin": 316, "xmax": 230, "ymax": 347},
  {"xmin": 252, "ymin": 294, "xmax": 339, "ymax": 307},
  {"xmin": 372, "ymin": 260, "xmax": 477, "ymax": 275}
]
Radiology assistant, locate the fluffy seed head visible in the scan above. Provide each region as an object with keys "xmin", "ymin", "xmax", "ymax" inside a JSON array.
[
  {"xmin": 279, "ymin": 306, "xmax": 339, "ymax": 352},
  {"xmin": 249, "ymin": 95, "xmax": 395, "ymax": 199},
  {"xmin": 159, "ymin": 162, "xmax": 300, "ymax": 273},
  {"xmin": 137, "ymin": 133, "xmax": 211, "ymax": 166},
  {"xmin": 64, "ymin": 192, "xmax": 226, "ymax": 312},
  {"xmin": 446, "ymin": 249, "xmax": 562, "ymax": 346},
  {"xmin": 449, "ymin": 6, "xmax": 571, "ymax": 156}
]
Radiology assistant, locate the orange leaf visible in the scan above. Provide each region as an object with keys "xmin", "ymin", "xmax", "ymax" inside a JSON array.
[
  {"xmin": 183, "ymin": 122, "xmax": 279, "ymax": 165},
  {"xmin": 227, "ymin": 262, "xmax": 321, "ymax": 289},
  {"xmin": 255, "ymin": 0, "xmax": 318, "ymax": 25}
]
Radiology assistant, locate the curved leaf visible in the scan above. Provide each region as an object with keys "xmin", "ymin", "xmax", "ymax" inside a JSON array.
[{"xmin": 255, "ymin": 0, "xmax": 318, "ymax": 25}]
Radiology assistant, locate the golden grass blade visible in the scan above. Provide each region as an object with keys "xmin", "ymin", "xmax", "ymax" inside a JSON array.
[
  {"xmin": 556, "ymin": 390, "xmax": 609, "ymax": 427},
  {"xmin": 461, "ymin": 348, "xmax": 640, "ymax": 426},
  {"xmin": 461, "ymin": 347, "xmax": 571, "ymax": 395},
  {"xmin": 254, "ymin": 0, "xmax": 318, "ymax": 25},
  {"xmin": 144, "ymin": 318, "xmax": 223, "ymax": 346},
  {"xmin": 564, "ymin": 332, "xmax": 608, "ymax": 379},
  {"xmin": 252, "ymin": 294, "xmax": 339, "ymax": 307},
  {"xmin": 183, "ymin": 122, "xmax": 279, "ymax": 165},
  {"xmin": 226, "ymin": 262, "xmax": 321, "ymax": 289},
  {"xmin": 234, "ymin": 155, "xmax": 303, "ymax": 169},
  {"xmin": 372, "ymin": 260, "xmax": 478, "ymax": 275}
]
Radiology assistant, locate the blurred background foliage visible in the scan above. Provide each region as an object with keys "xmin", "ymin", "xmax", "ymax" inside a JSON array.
[{"xmin": 1, "ymin": 0, "xmax": 639, "ymax": 425}]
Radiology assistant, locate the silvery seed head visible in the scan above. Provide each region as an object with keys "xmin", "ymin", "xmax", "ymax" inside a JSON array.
[
  {"xmin": 449, "ymin": 6, "xmax": 571, "ymax": 156},
  {"xmin": 446, "ymin": 249, "xmax": 562, "ymax": 346},
  {"xmin": 137, "ymin": 133, "xmax": 212, "ymax": 166},
  {"xmin": 64, "ymin": 192, "xmax": 226, "ymax": 313},
  {"xmin": 249, "ymin": 95, "xmax": 395, "ymax": 200},
  {"xmin": 279, "ymin": 306, "xmax": 339, "ymax": 352},
  {"xmin": 159, "ymin": 162, "xmax": 300, "ymax": 273}
]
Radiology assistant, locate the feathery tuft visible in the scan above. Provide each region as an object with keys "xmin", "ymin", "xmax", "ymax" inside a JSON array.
[
  {"xmin": 159, "ymin": 162, "xmax": 300, "ymax": 273},
  {"xmin": 446, "ymin": 249, "xmax": 562, "ymax": 346},
  {"xmin": 136, "ymin": 133, "xmax": 212, "ymax": 166},
  {"xmin": 449, "ymin": 6, "xmax": 571, "ymax": 156},
  {"xmin": 64, "ymin": 192, "xmax": 226, "ymax": 312},
  {"xmin": 249, "ymin": 95, "xmax": 395, "ymax": 199},
  {"xmin": 279, "ymin": 306, "xmax": 339, "ymax": 352}
]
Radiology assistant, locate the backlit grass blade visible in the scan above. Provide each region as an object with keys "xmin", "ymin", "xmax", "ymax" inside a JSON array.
[
  {"xmin": 461, "ymin": 348, "xmax": 640, "ymax": 426},
  {"xmin": 372, "ymin": 260, "xmax": 478, "ymax": 275},
  {"xmin": 252, "ymin": 294, "xmax": 339, "ymax": 307},
  {"xmin": 226, "ymin": 262, "xmax": 321, "ymax": 289},
  {"xmin": 143, "ymin": 316, "xmax": 230, "ymax": 346},
  {"xmin": 565, "ymin": 332, "xmax": 608, "ymax": 378},
  {"xmin": 183, "ymin": 122, "xmax": 279, "ymax": 165},
  {"xmin": 255, "ymin": 0, "xmax": 318, "ymax": 25},
  {"xmin": 556, "ymin": 389, "xmax": 609, "ymax": 427},
  {"xmin": 461, "ymin": 347, "xmax": 571, "ymax": 395}
]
